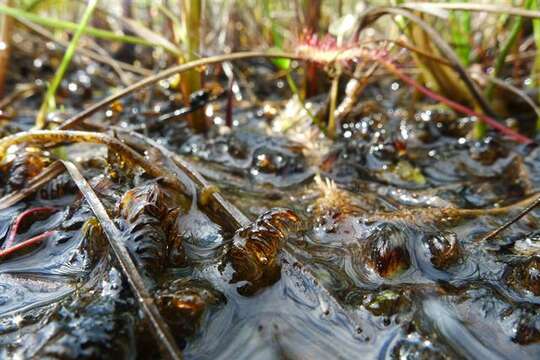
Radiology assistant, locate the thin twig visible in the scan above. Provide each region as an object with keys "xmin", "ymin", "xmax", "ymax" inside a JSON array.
[
  {"xmin": 0, "ymin": 83, "xmax": 38, "ymax": 110},
  {"xmin": 356, "ymin": 38, "xmax": 454, "ymax": 66},
  {"xmin": 478, "ymin": 194, "xmax": 540, "ymax": 243},
  {"xmin": 86, "ymin": 37, "xmax": 131, "ymax": 85}
]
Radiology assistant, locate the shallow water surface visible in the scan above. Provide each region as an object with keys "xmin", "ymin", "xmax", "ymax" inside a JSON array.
[{"xmin": 1, "ymin": 61, "xmax": 540, "ymax": 359}]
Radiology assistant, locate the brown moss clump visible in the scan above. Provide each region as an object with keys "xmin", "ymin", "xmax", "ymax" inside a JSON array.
[
  {"xmin": 227, "ymin": 208, "xmax": 301, "ymax": 296},
  {"xmin": 424, "ymin": 232, "xmax": 461, "ymax": 269},
  {"xmin": 1, "ymin": 146, "xmax": 50, "ymax": 192},
  {"xmin": 117, "ymin": 183, "xmax": 171, "ymax": 277},
  {"xmin": 363, "ymin": 223, "xmax": 411, "ymax": 278},
  {"xmin": 507, "ymin": 256, "xmax": 540, "ymax": 297},
  {"xmin": 155, "ymin": 279, "xmax": 225, "ymax": 337},
  {"xmin": 311, "ymin": 175, "xmax": 359, "ymax": 221}
]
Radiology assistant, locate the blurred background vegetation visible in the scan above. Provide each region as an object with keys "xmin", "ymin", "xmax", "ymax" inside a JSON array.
[{"xmin": 1, "ymin": 0, "xmax": 540, "ymax": 141}]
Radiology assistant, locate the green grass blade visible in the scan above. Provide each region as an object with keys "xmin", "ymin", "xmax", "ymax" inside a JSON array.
[
  {"xmin": 35, "ymin": 0, "xmax": 98, "ymax": 128},
  {"xmin": 262, "ymin": 0, "xmax": 289, "ymax": 70},
  {"xmin": 476, "ymin": 0, "xmax": 534, "ymax": 138},
  {"xmin": 449, "ymin": 0, "xmax": 471, "ymax": 66},
  {"xmin": 487, "ymin": 0, "xmax": 533, "ymax": 98},
  {"xmin": 0, "ymin": 4, "xmax": 153, "ymax": 47}
]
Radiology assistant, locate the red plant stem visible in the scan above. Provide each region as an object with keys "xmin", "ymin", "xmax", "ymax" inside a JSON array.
[
  {"xmin": 226, "ymin": 76, "xmax": 234, "ymax": 128},
  {"xmin": 5, "ymin": 207, "xmax": 57, "ymax": 249},
  {"xmin": 0, "ymin": 231, "xmax": 54, "ymax": 260},
  {"xmin": 375, "ymin": 56, "xmax": 534, "ymax": 145}
]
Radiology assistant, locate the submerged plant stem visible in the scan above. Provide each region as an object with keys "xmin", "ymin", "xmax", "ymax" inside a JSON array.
[{"xmin": 0, "ymin": 161, "xmax": 66, "ymax": 210}]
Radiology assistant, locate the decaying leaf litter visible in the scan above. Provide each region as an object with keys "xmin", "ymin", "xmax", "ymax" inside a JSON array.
[{"xmin": 2, "ymin": 1, "xmax": 540, "ymax": 359}]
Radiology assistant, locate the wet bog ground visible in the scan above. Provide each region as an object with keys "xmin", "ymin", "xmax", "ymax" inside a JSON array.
[{"xmin": 1, "ymin": 53, "xmax": 540, "ymax": 359}]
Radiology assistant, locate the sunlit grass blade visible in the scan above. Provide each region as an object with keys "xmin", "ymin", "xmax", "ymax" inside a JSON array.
[{"xmin": 35, "ymin": 0, "xmax": 98, "ymax": 128}]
